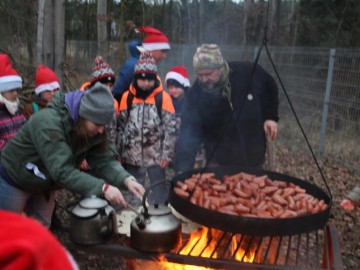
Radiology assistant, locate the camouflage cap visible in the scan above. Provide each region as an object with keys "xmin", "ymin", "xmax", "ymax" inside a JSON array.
[{"xmin": 193, "ymin": 44, "xmax": 224, "ymax": 71}]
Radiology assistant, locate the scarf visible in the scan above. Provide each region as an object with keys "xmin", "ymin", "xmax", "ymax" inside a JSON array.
[{"xmin": 0, "ymin": 94, "xmax": 20, "ymax": 115}]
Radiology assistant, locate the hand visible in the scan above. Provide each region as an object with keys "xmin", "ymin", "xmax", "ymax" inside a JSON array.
[
  {"xmin": 264, "ymin": 120, "xmax": 278, "ymax": 140},
  {"xmin": 340, "ymin": 198, "xmax": 355, "ymax": 211},
  {"xmin": 125, "ymin": 177, "xmax": 145, "ymax": 200},
  {"xmin": 79, "ymin": 159, "xmax": 89, "ymax": 170},
  {"xmin": 103, "ymin": 185, "xmax": 127, "ymax": 206},
  {"xmin": 160, "ymin": 159, "xmax": 170, "ymax": 168}
]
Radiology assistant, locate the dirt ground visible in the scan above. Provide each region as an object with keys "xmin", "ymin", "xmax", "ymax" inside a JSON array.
[{"xmin": 53, "ymin": 144, "xmax": 360, "ymax": 270}]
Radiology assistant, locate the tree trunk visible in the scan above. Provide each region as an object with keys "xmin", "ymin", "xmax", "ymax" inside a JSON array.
[
  {"xmin": 242, "ymin": 0, "xmax": 252, "ymax": 46},
  {"xmin": 118, "ymin": 0, "xmax": 126, "ymax": 64},
  {"xmin": 54, "ymin": 0, "xmax": 65, "ymax": 91},
  {"xmin": 43, "ymin": 0, "xmax": 55, "ymax": 67},
  {"xmin": 97, "ymin": 0, "xmax": 108, "ymax": 57},
  {"xmin": 270, "ymin": 0, "xmax": 281, "ymax": 45},
  {"xmin": 36, "ymin": 0, "xmax": 45, "ymax": 67}
]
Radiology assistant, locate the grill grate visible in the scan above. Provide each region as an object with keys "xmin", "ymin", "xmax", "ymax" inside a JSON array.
[{"xmin": 67, "ymin": 224, "xmax": 343, "ymax": 270}]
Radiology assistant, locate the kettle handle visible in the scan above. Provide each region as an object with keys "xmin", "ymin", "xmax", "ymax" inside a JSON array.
[{"xmin": 142, "ymin": 180, "xmax": 171, "ymax": 216}]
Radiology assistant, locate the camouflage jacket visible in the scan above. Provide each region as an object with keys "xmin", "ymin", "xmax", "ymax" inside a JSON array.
[{"xmin": 117, "ymin": 83, "xmax": 177, "ymax": 167}]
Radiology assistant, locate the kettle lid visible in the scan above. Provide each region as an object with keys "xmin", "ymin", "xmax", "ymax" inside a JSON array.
[
  {"xmin": 79, "ymin": 195, "xmax": 108, "ymax": 209},
  {"xmin": 146, "ymin": 204, "xmax": 172, "ymax": 216},
  {"xmin": 72, "ymin": 205, "xmax": 98, "ymax": 218}
]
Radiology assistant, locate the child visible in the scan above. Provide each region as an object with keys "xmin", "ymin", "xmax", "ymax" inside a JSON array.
[
  {"xmin": 117, "ymin": 52, "xmax": 176, "ymax": 206},
  {"xmin": 22, "ymin": 65, "xmax": 60, "ymax": 118},
  {"xmin": 0, "ymin": 54, "xmax": 26, "ymax": 153},
  {"xmin": 165, "ymin": 65, "xmax": 190, "ymax": 131},
  {"xmin": 340, "ymin": 185, "xmax": 360, "ymax": 211}
]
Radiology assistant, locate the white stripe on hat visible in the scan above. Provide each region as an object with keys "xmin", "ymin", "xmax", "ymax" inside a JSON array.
[
  {"xmin": 35, "ymin": 81, "xmax": 60, "ymax": 95},
  {"xmin": 0, "ymin": 75, "xmax": 22, "ymax": 84},
  {"xmin": 165, "ymin": 71, "xmax": 190, "ymax": 87},
  {"xmin": 142, "ymin": 42, "xmax": 171, "ymax": 51}
]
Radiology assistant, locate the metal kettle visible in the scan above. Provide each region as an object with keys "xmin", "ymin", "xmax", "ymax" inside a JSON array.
[
  {"xmin": 66, "ymin": 195, "xmax": 117, "ymax": 245},
  {"xmin": 130, "ymin": 181, "xmax": 182, "ymax": 253}
]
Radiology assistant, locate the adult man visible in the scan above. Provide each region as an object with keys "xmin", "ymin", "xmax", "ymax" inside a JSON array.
[
  {"xmin": 112, "ymin": 27, "xmax": 170, "ymax": 102},
  {"xmin": 175, "ymin": 44, "xmax": 279, "ymax": 173},
  {"xmin": 136, "ymin": 26, "xmax": 171, "ymax": 64}
]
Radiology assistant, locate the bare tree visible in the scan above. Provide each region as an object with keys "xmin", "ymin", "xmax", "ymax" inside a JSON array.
[
  {"xmin": 54, "ymin": 0, "xmax": 65, "ymax": 89},
  {"xmin": 36, "ymin": 0, "xmax": 45, "ymax": 67},
  {"xmin": 97, "ymin": 0, "xmax": 108, "ymax": 57}
]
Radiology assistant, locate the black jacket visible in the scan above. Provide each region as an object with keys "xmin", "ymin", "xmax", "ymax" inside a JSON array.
[{"xmin": 175, "ymin": 61, "xmax": 279, "ymax": 172}]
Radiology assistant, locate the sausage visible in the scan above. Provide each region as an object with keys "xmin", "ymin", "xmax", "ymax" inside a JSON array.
[
  {"xmin": 256, "ymin": 200, "xmax": 268, "ymax": 211},
  {"xmin": 208, "ymin": 177, "xmax": 222, "ymax": 185},
  {"xmin": 256, "ymin": 210, "xmax": 273, "ymax": 218},
  {"xmin": 272, "ymin": 194, "xmax": 288, "ymax": 206},
  {"xmin": 294, "ymin": 186, "xmax": 306, "ymax": 194},
  {"xmin": 174, "ymin": 187, "xmax": 190, "ymax": 199},
  {"xmin": 283, "ymin": 187, "xmax": 296, "ymax": 197},
  {"xmin": 286, "ymin": 195, "xmax": 296, "ymax": 210},
  {"xmin": 235, "ymin": 203, "xmax": 251, "ymax": 214},
  {"xmin": 213, "ymin": 184, "xmax": 227, "ymax": 192},
  {"xmin": 233, "ymin": 188, "xmax": 252, "ymax": 198},
  {"xmin": 241, "ymin": 172, "xmax": 255, "ymax": 181},
  {"xmin": 274, "ymin": 180, "xmax": 287, "ymax": 188},
  {"xmin": 262, "ymin": 186, "xmax": 278, "ymax": 195},
  {"xmin": 279, "ymin": 210, "xmax": 298, "ymax": 218},
  {"xmin": 176, "ymin": 181, "xmax": 188, "ymax": 191}
]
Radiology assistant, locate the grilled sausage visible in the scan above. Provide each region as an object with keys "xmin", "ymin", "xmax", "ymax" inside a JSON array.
[{"xmin": 174, "ymin": 187, "xmax": 190, "ymax": 199}]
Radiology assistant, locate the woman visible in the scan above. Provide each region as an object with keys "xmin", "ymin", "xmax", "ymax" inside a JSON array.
[{"xmin": 0, "ymin": 83, "xmax": 144, "ymax": 227}]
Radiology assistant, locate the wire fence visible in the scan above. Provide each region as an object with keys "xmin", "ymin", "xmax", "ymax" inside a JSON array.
[{"xmin": 53, "ymin": 42, "xmax": 360, "ymax": 176}]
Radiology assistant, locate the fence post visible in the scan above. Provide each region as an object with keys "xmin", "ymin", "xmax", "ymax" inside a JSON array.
[{"xmin": 318, "ymin": 48, "xmax": 336, "ymax": 159}]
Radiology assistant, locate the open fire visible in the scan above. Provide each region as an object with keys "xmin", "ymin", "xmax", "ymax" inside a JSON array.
[{"xmin": 134, "ymin": 226, "xmax": 270, "ymax": 269}]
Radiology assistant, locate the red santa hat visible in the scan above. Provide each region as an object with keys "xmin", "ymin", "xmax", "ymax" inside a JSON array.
[
  {"xmin": 35, "ymin": 65, "xmax": 60, "ymax": 95},
  {"xmin": 136, "ymin": 26, "xmax": 171, "ymax": 51},
  {"xmin": 0, "ymin": 210, "xmax": 78, "ymax": 270},
  {"xmin": 165, "ymin": 65, "xmax": 190, "ymax": 88},
  {"xmin": 0, "ymin": 54, "xmax": 22, "ymax": 93}
]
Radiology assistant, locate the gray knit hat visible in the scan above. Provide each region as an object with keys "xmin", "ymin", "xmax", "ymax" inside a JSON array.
[
  {"xmin": 79, "ymin": 83, "xmax": 115, "ymax": 125},
  {"xmin": 193, "ymin": 44, "xmax": 224, "ymax": 71}
]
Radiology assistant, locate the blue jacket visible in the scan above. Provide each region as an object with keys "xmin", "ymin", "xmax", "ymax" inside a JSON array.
[{"xmin": 112, "ymin": 40, "xmax": 142, "ymax": 101}]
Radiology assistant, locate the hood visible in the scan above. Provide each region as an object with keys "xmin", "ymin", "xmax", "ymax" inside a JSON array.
[
  {"xmin": 128, "ymin": 40, "xmax": 142, "ymax": 58},
  {"xmin": 64, "ymin": 90, "xmax": 85, "ymax": 124}
]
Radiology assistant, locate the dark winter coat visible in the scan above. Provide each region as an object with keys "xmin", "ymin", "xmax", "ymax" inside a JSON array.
[
  {"xmin": 112, "ymin": 40, "xmax": 142, "ymax": 101},
  {"xmin": 175, "ymin": 61, "xmax": 279, "ymax": 173},
  {"xmin": 1, "ymin": 91, "xmax": 131, "ymax": 195}
]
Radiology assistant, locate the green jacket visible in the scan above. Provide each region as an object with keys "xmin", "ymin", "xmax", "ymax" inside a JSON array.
[{"xmin": 1, "ymin": 91, "xmax": 131, "ymax": 196}]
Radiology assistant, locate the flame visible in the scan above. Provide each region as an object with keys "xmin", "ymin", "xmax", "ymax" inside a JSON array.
[{"xmin": 155, "ymin": 227, "xmax": 257, "ymax": 269}]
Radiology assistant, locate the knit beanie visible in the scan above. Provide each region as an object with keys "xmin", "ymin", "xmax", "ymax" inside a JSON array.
[
  {"xmin": 136, "ymin": 26, "xmax": 170, "ymax": 51},
  {"xmin": 0, "ymin": 210, "xmax": 78, "ymax": 270},
  {"xmin": 0, "ymin": 54, "xmax": 22, "ymax": 93},
  {"xmin": 35, "ymin": 65, "xmax": 60, "ymax": 95},
  {"xmin": 193, "ymin": 44, "xmax": 224, "ymax": 71},
  {"xmin": 165, "ymin": 65, "xmax": 190, "ymax": 88},
  {"xmin": 90, "ymin": 56, "xmax": 115, "ymax": 86},
  {"xmin": 79, "ymin": 83, "xmax": 115, "ymax": 125},
  {"xmin": 134, "ymin": 51, "xmax": 157, "ymax": 80}
]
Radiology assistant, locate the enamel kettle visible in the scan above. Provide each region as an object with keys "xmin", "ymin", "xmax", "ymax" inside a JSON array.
[{"xmin": 66, "ymin": 195, "xmax": 117, "ymax": 245}]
